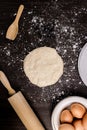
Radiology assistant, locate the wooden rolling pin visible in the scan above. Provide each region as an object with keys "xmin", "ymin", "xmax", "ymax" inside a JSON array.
[{"xmin": 0, "ymin": 71, "xmax": 45, "ymax": 130}]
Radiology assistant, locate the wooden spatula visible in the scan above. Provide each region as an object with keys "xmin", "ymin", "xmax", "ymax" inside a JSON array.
[
  {"xmin": 0, "ymin": 71, "xmax": 45, "ymax": 130},
  {"xmin": 6, "ymin": 5, "xmax": 24, "ymax": 40}
]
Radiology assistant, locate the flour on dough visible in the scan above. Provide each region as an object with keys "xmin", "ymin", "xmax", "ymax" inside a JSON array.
[{"xmin": 24, "ymin": 47, "xmax": 64, "ymax": 87}]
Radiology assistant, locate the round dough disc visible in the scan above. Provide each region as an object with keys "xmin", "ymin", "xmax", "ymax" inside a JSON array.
[{"xmin": 24, "ymin": 47, "xmax": 64, "ymax": 87}]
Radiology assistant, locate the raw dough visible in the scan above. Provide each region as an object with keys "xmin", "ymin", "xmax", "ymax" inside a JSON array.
[{"xmin": 24, "ymin": 47, "xmax": 64, "ymax": 87}]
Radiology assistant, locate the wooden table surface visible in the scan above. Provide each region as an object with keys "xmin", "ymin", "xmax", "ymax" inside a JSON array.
[{"xmin": 0, "ymin": 0, "xmax": 87, "ymax": 130}]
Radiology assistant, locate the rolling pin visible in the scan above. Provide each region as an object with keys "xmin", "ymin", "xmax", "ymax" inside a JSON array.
[{"xmin": 0, "ymin": 71, "xmax": 45, "ymax": 130}]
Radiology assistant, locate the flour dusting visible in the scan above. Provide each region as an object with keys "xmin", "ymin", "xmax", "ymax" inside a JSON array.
[{"xmin": 0, "ymin": 1, "xmax": 87, "ymax": 103}]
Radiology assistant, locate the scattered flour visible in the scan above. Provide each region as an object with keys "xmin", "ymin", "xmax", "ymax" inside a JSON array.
[{"xmin": 0, "ymin": 0, "xmax": 86, "ymax": 103}]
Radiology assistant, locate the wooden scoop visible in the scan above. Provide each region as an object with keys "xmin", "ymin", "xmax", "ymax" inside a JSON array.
[
  {"xmin": 6, "ymin": 5, "xmax": 24, "ymax": 40},
  {"xmin": 0, "ymin": 71, "xmax": 45, "ymax": 130}
]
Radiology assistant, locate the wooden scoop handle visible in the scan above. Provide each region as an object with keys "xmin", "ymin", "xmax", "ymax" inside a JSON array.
[
  {"xmin": 0, "ymin": 71, "xmax": 16, "ymax": 95},
  {"xmin": 15, "ymin": 5, "xmax": 24, "ymax": 24}
]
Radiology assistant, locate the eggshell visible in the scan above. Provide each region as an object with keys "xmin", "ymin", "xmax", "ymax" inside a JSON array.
[
  {"xmin": 59, "ymin": 124, "xmax": 75, "ymax": 130},
  {"xmin": 82, "ymin": 113, "xmax": 87, "ymax": 130},
  {"xmin": 73, "ymin": 120, "xmax": 84, "ymax": 130},
  {"xmin": 70, "ymin": 103, "xmax": 86, "ymax": 118},
  {"xmin": 60, "ymin": 109, "xmax": 73, "ymax": 123}
]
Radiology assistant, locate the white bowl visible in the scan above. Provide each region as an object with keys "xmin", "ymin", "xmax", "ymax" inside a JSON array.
[
  {"xmin": 51, "ymin": 96, "xmax": 87, "ymax": 130},
  {"xmin": 78, "ymin": 43, "xmax": 87, "ymax": 86}
]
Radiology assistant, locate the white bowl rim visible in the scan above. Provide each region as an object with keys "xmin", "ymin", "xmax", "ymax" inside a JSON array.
[
  {"xmin": 51, "ymin": 96, "xmax": 87, "ymax": 130},
  {"xmin": 78, "ymin": 42, "xmax": 87, "ymax": 86}
]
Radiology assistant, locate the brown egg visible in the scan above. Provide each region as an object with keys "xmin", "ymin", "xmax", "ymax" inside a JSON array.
[
  {"xmin": 82, "ymin": 113, "xmax": 87, "ymax": 130},
  {"xmin": 70, "ymin": 103, "xmax": 86, "ymax": 118},
  {"xmin": 60, "ymin": 109, "xmax": 73, "ymax": 123},
  {"xmin": 73, "ymin": 120, "xmax": 84, "ymax": 130},
  {"xmin": 59, "ymin": 124, "xmax": 75, "ymax": 130}
]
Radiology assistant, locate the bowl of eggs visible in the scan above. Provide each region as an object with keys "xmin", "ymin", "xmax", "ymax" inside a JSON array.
[{"xmin": 51, "ymin": 96, "xmax": 87, "ymax": 130}]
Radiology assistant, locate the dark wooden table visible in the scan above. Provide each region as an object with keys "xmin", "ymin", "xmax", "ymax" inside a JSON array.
[{"xmin": 0, "ymin": 0, "xmax": 87, "ymax": 130}]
